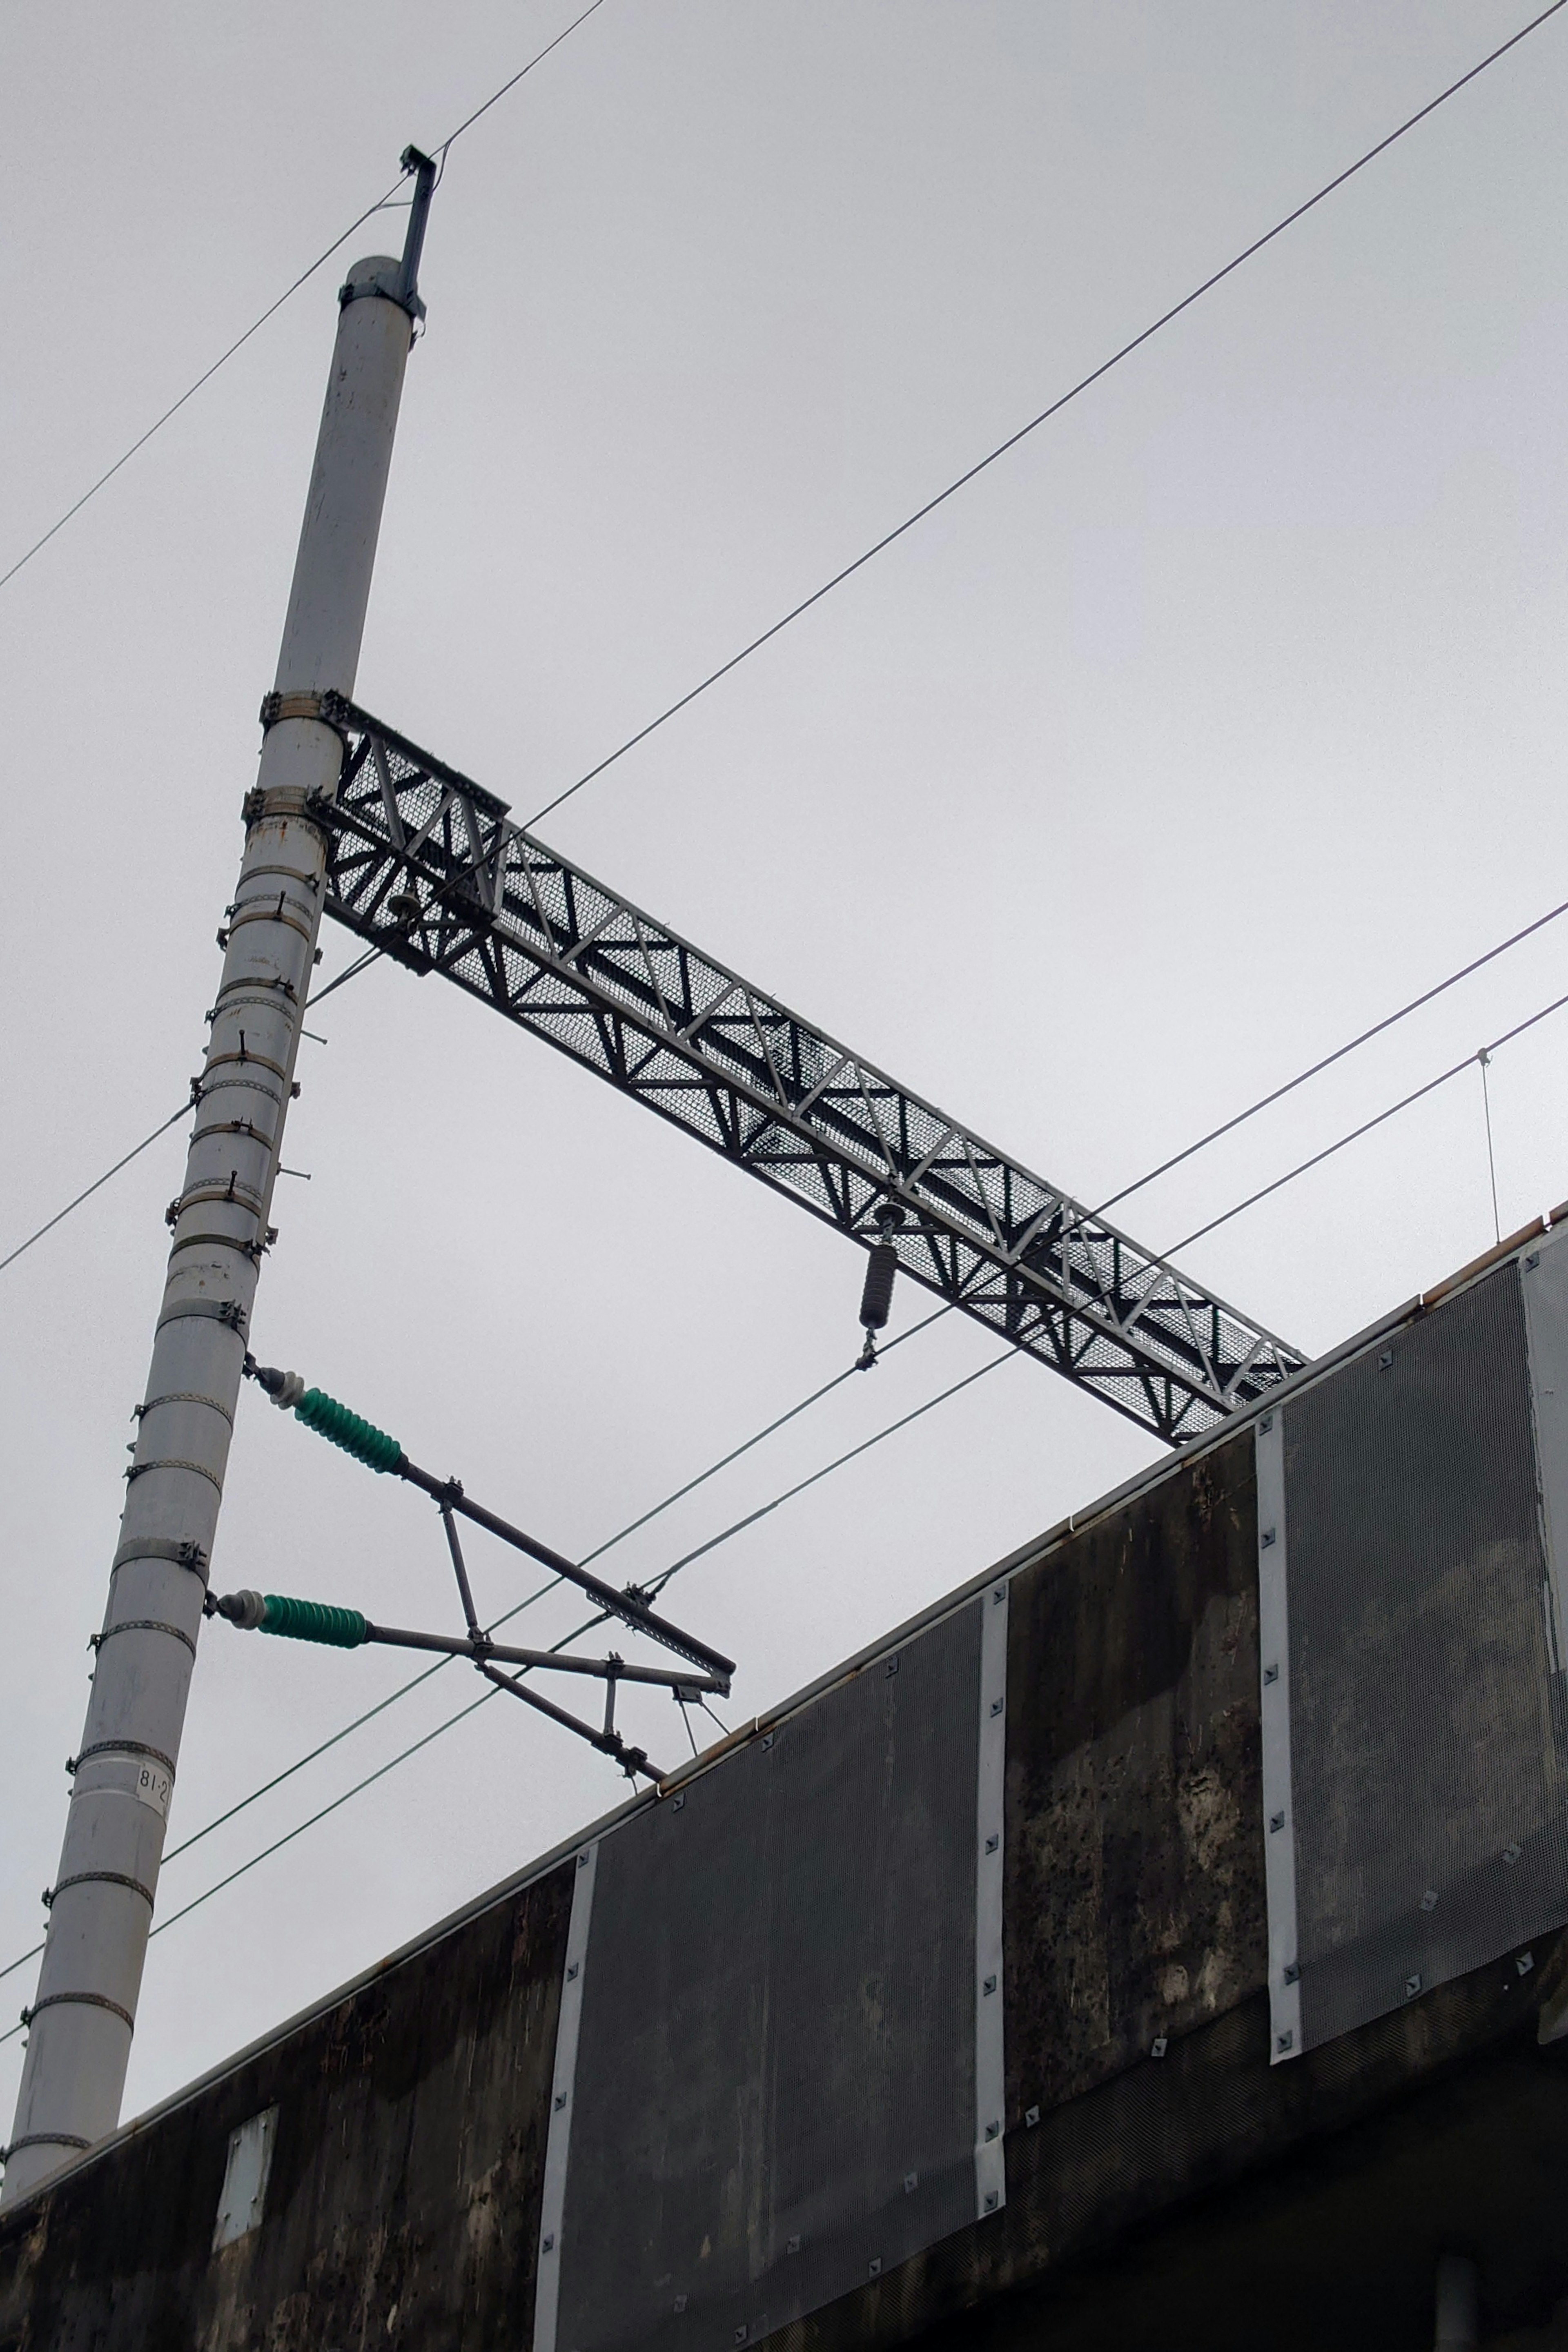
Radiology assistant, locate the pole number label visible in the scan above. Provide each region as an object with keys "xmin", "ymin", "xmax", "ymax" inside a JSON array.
[{"xmin": 134, "ymin": 1760, "xmax": 172, "ymax": 1819}]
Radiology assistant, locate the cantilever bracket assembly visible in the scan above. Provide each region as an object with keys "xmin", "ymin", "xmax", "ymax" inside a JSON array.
[
  {"xmin": 309, "ymin": 699, "xmax": 1307, "ymax": 1446},
  {"xmin": 213, "ymin": 1359, "xmax": 736, "ymax": 1783}
]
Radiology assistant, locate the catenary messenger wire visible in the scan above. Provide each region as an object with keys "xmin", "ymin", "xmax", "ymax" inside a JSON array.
[
  {"xmin": 5, "ymin": 973, "xmax": 1566, "ymax": 2027},
  {"xmin": 0, "ymin": 2, "xmax": 610, "ymax": 599},
  {"xmin": 523, "ymin": 0, "xmax": 1568, "ymax": 828}
]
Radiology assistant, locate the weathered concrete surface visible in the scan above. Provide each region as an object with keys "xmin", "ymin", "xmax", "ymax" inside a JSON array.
[
  {"xmin": 3, "ymin": 1282, "xmax": 1567, "ymax": 2349},
  {"xmin": 0, "ymin": 1860, "xmax": 571, "ymax": 2348},
  {"xmin": 1004, "ymin": 1432, "xmax": 1264, "ymax": 2120}
]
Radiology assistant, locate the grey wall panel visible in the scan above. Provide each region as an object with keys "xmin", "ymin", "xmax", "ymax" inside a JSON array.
[
  {"xmin": 1283, "ymin": 1266, "xmax": 1568, "ymax": 2052},
  {"xmin": 555, "ymin": 1602, "xmax": 983, "ymax": 2352}
]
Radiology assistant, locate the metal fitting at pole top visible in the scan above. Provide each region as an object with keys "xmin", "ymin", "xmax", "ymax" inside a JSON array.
[{"xmin": 2, "ymin": 151, "xmax": 437, "ymax": 2208}]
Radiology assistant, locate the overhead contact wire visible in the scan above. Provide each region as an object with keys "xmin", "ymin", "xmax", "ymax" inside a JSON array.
[
  {"xmin": 7, "ymin": 949, "xmax": 1557, "ymax": 2013},
  {"xmin": 1165, "ymin": 987, "xmax": 1568, "ymax": 1257},
  {"xmin": 1094, "ymin": 890, "xmax": 1568, "ymax": 1221}
]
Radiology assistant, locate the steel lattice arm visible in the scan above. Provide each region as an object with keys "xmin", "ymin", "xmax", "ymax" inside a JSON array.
[{"xmin": 305, "ymin": 696, "xmax": 1305, "ymax": 1444}]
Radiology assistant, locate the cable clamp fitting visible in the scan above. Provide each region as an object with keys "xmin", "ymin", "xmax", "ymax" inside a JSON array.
[
  {"xmin": 111, "ymin": 1535, "xmax": 209, "ymax": 1580},
  {"xmin": 257, "ymin": 688, "xmax": 351, "ymax": 736}
]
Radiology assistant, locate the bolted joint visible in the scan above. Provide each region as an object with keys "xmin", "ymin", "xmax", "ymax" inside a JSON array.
[
  {"xmin": 258, "ymin": 688, "xmax": 352, "ymax": 736},
  {"xmin": 212, "ymin": 1589, "xmax": 269, "ymax": 1630}
]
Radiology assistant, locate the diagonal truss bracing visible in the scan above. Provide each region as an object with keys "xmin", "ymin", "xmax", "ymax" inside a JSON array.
[{"xmin": 309, "ymin": 697, "xmax": 1305, "ymax": 1444}]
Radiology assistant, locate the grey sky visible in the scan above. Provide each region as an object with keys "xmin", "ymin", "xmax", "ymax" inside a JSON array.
[{"xmin": 3, "ymin": 0, "xmax": 1566, "ymax": 2131}]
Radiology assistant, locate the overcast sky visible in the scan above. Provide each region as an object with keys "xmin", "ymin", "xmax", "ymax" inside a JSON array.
[{"xmin": 4, "ymin": 0, "xmax": 1567, "ymax": 2136}]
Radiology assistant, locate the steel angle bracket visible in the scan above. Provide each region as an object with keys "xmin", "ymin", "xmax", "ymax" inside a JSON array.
[{"xmin": 315, "ymin": 701, "xmax": 1306, "ymax": 1445}]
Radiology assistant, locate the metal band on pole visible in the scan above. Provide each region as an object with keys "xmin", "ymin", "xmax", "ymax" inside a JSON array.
[{"xmin": 2, "ymin": 159, "xmax": 435, "ymax": 2207}]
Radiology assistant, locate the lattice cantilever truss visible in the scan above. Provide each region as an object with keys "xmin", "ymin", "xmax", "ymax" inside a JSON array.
[{"xmin": 310, "ymin": 698, "xmax": 1305, "ymax": 1445}]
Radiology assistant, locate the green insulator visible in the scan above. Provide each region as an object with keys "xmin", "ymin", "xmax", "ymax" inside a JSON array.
[
  {"xmin": 293, "ymin": 1386, "xmax": 402, "ymax": 1474},
  {"xmin": 258, "ymin": 1593, "xmax": 368, "ymax": 1648}
]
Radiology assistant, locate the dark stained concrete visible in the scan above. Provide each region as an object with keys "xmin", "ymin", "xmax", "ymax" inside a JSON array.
[
  {"xmin": 3, "ymin": 1303, "xmax": 1565, "ymax": 2349},
  {"xmin": 0, "ymin": 1860, "xmax": 572, "ymax": 2349}
]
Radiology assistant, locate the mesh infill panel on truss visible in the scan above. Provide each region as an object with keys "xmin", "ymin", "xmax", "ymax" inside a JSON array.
[{"xmin": 1279, "ymin": 1261, "xmax": 1568, "ymax": 2054}]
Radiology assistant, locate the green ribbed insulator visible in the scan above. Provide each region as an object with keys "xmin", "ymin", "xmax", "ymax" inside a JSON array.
[
  {"xmin": 294, "ymin": 1386, "xmax": 402, "ymax": 1474},
  {"xmin": 258, "ymin": 1593, "xmax": 368, "ymax": 1648}
]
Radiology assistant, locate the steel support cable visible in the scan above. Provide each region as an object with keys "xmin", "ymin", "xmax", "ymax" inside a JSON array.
[
  {"xmin": 16, "ymin": 958, "xmax": 1556, "ymax": 2017},
  {"xmin": 644, "ymin": 1346, "xmax": 1016, "ymax": 1600},
  {"xmin": 1093, "ymin": 892, "xmax": 1568, "ymax": 1223},
  {"xmin": 0, "ymin": 1304, "xmax": 952, "ymax": 2011},
  {"xmin": 12, "ymin": 957, "xmax": 1559, "ymax": 2021},
  {"xmin": 9, "ymin": 990, "xmax": 1562, "ymax": 2017},
  {"xmin": 524, "ymin": 0, "xmax": 1568, "ymax": 830},
  {"xmin": 0, "ymin": 2, "xmax": 611, "ymax": 600},
  {"xmin": 0, "ymin": 1366, "xmax": 989, "ymax": 2042},
  {"xmin": 0, "ymin": 1102, "xmax": 191, "ymax": 1277},
  {"xmin": 15, "ymin": 855, "xmax": 1568, "ymax": 1290},
  {"xmin": 139, "ymin": 1336, "xmax": 1020, "ymax": 1935},
  {"xmin": 1164, "ymin": 986, "xmax": 1568, "ymax": 1258},
  {"xmin": 0, "ymin": 816, "xmax": 532, "ymax": 1280},
  {"xmin": 0, "ymin": 179, "xmax": 404, "ymax": 598}
]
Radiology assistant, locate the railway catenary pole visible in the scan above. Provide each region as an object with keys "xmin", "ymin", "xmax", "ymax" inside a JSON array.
[{"xmin": 2, "ymin": 156, "xmax": 437, "ymax": 2203}]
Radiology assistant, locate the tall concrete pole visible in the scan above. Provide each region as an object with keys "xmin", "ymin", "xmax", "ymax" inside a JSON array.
[{"xmin": 2, "ymin": 155, "xmax": 436, "ymax": 2205}]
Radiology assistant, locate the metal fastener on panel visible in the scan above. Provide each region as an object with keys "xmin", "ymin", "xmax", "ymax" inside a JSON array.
[
  {"xmin": 672, "ymin": 1793, "xmax": 686, "ymax": 1813},
  {"xmin": 1150, "ymin": 2036, "xmax": 1168, "ymax": 2058},
  {"xmin": 577, "ymin": 1849, "xmax": 591, "ymax": 1868},
  {"xmin": 982, "ymin": 1975, "xmax": 997, "ymax": 1996},
  {"xmin": 1379, "ymin": 1349, "xmax": 1394, "ymax": 1368},
  {"xmin": 984, "ymin": 2119, "xmax": 1000, "ymax": 2140},
  {"xmin": 1261, "ymin": 1527, "xmax": 1276, "ymax": 1549},
  {"xmin": 1405, "ymin": 1973, "xmax": 1422, "ymax": 1999},
  {"xmin": 989, "ymin": 1697, "xmax": 1004, "ymax": 1717},
  {"xmin": 1503, "ymin": 1841, "xmax": 1522, "ymax": 1864},
  {"xmin": 1517, "ymin": 1950, "xmax": 1535, "ymax": 1977},
  {"xmin": 674, "ymin": 2294, "xmax": 688, "ymax": 2313},
  {"xmin": 542, "ymin": 2234, "xmax": 555, "ymax": 2254},
  {"xmin": 1263, "ymin": 1663, "xmax": 1279, "ymax": 1685},
  {"xmin": 868, "ymin": 2258, "xmax": 882, "ymax": 2278},
  {"xmin": 566, "ymin": 1961, "xmax": 580, "ymax": 1981},
  {"xmin": 904, "ymin": 2172, "xmax": 918, "ymax": 2194},
  {"xmin": 1025, "ymin": 2105, "xmax": 1040, "ymax": 2127},
  {"xmin": 1270, "ymin": 1811, "xmax": 1286, "ymax": 1833},
  {"xmin": 761, "ymin": 1731, "xmax": 775, "ymax": 1749},
  {"xmin": 984, "ymin": 1833, "xmax": 999, "ymax": 1854},
  {"xmin": 1283, "ymin": 1962, "xmax": 1300, "ymax": 1985},
  {"xmin": 984, "ymin": 2189, "xmax": 999, "ymax": 2212},
  {"xmin": 1261, "ymin": 1413, "xmax": 1274, "ymax": 1433},
  {"xmin": 1527, "ymin": 1251, "xmax": 1542, "ymax": 1270},
  {"xmin": 786, "ymin": 2236, "xmax": 800, "ymax": 2256},
  {"xmin": 554, "ymin": 2092, "xmax": 567, "ymax": 2111},
  {"xmin": 1420, "ymin": 1889, "xmax": 1438, "ymax": 1912},
  {"xmin": 1276, "ymin": 2030, "xmax": 1293, "ymax": 2053},
  {"xmin": 885, "ymin": 1655, "xmax": 900, "ymax": 1677}
]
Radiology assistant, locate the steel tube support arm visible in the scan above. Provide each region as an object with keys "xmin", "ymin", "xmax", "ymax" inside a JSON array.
[
  {"xmin": 315, "ymin": 706, "xmax": 1306, "ymax": 1446},
  {"xmin": 4, "ymin": 220, "xmax": 429, "ymax": 2202}
]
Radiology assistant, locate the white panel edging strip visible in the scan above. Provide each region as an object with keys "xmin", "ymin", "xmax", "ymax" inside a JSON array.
[
  {"xmin": 975, "ymin": 1581, "xmax": 1008, "ymax": 2218},
  {"xmin": 532, "ymin": 1841, "xmax": 599, "ymax": 2352},
  {"xmin": 1256, "ymin": 1412, "xmax": 1301, "ymax": 2062},
  {"xmin": 1519, "ymin": 1237, "xmax": 1568, "ymax": 1674}
]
